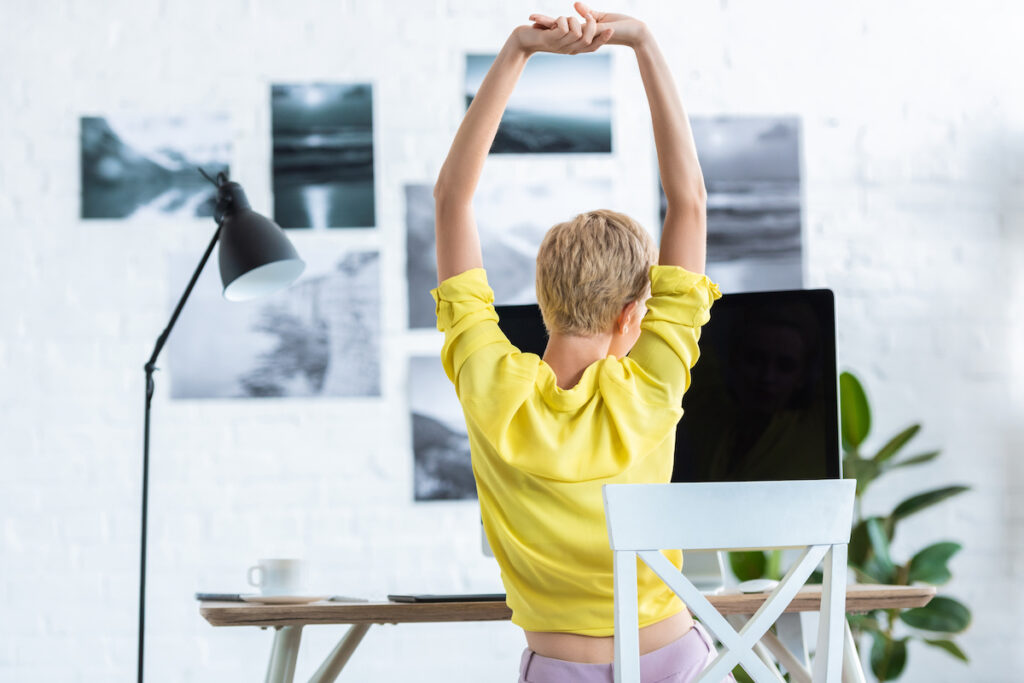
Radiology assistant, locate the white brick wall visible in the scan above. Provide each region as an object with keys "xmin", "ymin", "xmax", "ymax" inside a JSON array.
[{"xmin": 1, "ymin": 0, "xmax": 1020, "ymax": 680}]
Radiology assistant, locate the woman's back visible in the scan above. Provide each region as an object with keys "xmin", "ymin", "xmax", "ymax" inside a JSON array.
[{"xmin": 431, "ymin": 265, "xmax": 720, "ymax": 647}]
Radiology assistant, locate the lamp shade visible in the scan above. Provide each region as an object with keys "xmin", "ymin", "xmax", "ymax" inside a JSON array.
[{"xmin": 216, "ymin": 182, "xmax": 305, "ymax": 301}]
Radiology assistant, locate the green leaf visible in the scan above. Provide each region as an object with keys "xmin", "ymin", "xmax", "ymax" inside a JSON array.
[
  {"xmin": 840, "ymin": 371, "xmax": 871, "ymax": 449},
  {"xmin": 873, "ymin": 424, "xmax": 921, "ymax": 464},
  {"xmin": 765, "ymin": 549, "xmax": 783, "ymax": 581},
  {"xmin": 729, "ymin": 551, "xmax": 766, "ymax": 581},
  {"xmin": 923, "ymin": 638, "xmax": 969, "ymax": 662},
  {"xmin": 843, "ymin": 452, "xmax": 859, "ymax": 482},
  {"xmin": 845, "ymin": 454, "xmax": 881, "ymax": 496},
  {"xmin": 850, "ymin": 564, "xmax": 884, "ymax": 585},
  {"xmin": 900, "ymin": 595, "xmax": 972, "ymax": 633},
  {"xmin": 847, "ymin": 613, "xmax": 883, "ymax": 633},
  {"xmin": 861, "ymin": 560, "xmax": 897, "ymax": 585},
  {"xmin": 869, "ymin": 633, "xmax": 907, "ymax": 681},
  {"xmin": 849, "ymin": 519, "xmax": 870, "ymax": 566},
  {"xmin": 883, "ymin": 515, "xmax": 896, "ymax": 540},
  {"xmin": 730, "ymin": 665, "xmax": 755, "ymax": 683},
  {"xmin": 908, "ymin": 542, "xmax": 962, "ymax": 585},
  {"xmin": 864, "ymin": 518, "xmax": 897, "ymax": 581},
  {"xmin": 891, "ymin": 486, "xmax": 970, "ymax": 522},
  {"xmin": 889, "ymin": 451, "xmax": 941, "ymax": 470}
]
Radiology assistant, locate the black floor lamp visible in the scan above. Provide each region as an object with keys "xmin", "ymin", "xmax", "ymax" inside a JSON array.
[{"xmin": 138, "ymin": 170, "xmax": 304, "ymax": 682}]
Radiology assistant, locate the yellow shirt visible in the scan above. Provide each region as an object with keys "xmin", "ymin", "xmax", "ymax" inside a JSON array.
[{"xmin": 431, "ymin": 265, "xmax": 721, "ymax": 635}]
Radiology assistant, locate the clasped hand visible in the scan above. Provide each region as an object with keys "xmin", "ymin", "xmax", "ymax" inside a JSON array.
[{"xmin": 515, "ymin": 2, "xmax": 646, "ymax": 56}]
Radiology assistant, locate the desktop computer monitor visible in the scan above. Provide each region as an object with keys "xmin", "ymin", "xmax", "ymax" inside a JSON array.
[
  {"xmin": 494, "ymin": 288, "xmax": 841, "ymax": 483},
  {"xmin": 672, "ymin": 289, "xmax": 841, "ymax": 482}
]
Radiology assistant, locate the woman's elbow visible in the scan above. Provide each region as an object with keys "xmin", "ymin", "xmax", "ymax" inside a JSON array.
[
  {"xmin": 432, "ymin": 179, "xmax": 446, "ymax": 202},
  {"xmin": 433, "ymin": 180, "xmax": 469, "ymax": 208}
]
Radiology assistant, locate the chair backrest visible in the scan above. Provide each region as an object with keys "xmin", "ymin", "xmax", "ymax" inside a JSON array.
[{"xmin": 604, "ymin": 479, "xmax": 855, "ymax": 683}]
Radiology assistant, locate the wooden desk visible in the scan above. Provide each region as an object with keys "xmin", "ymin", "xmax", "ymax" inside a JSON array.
[{"xmin": 199, "ymin": 584, "xmax": 934, "ymax": 682}]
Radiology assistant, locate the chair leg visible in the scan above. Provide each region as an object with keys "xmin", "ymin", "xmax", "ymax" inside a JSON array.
[
  {"xmin": 811, "ymin": 545, "xmax": 847, "ymax": 682},
  {"xmin": 758, "ymin": 629, "xmax": 811, "ymax": 683},
  {"xmin": 841, "ymin": 621, "xmax": 867, "ymax": 683},
  {"xmin": 775, "ymin": 613, "xmax": 809, "ymax": 670},
  {"xmin": 643, "ymin": 547, "xmax": 823, "ymax": 683},
  {"xmin": 613, "ymin": 551, "xmax": 641, "ymax": 683},
  {"xmin": 724, "ymin": 615, "xmax": 787, "ymax": 683}
]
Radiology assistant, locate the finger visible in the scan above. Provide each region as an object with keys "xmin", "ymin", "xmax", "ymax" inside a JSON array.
[
  {"xmin": 558, "ymin": 16, "xmax": 582, "ymax": 47},
  {"xmin": 576, "ymin": 27, "xmax": 613, "ymax": 52},
  {"xmin": 566, "ymin": 16, "xmax": 583, "ymax": 41},
  {"xmin": 555, "ymin": 15, "xmax": 570, "ymax": 37},
  {"xmin": 529, "ymin": 13, "xmax": 557, "ymax": 28},
  {"xmin": 574, "ymin": 1, "xmax": 603, "ymax": 22},
  {"xmin": 581, "ymin": 10, "xmax": 597, "ymax": 44}
]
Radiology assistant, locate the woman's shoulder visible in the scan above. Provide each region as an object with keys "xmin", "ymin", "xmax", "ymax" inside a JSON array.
[{"xmin": 600, "ymin": 355, "xmax": 679, "ymax": 406}]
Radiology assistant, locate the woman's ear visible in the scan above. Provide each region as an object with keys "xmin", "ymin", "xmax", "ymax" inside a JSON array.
[
  {"xmin": 629, "ymin": 298, "xmax": 647, "ymax": 326},
  {"xmin": 616, "ymin": 300, "xmax": 642, "ymax": 334}
]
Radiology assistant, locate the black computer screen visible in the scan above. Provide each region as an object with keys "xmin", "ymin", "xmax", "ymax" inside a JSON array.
[
  {"xmin": 494, "ymin": 289, "xmax": 840, "ymax": 482},
  {"xmin": 493, "ymin": 304, "xmax": 550, "ymax": 360},
  {"xmin": 672, "ymin": 289, "xmax": 840, "ymax": 482}
]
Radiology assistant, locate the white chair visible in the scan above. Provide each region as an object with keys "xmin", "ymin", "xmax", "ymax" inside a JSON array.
[{"xmin": 604, "ymin": 479, "xmax": 856, "ymax": 683}]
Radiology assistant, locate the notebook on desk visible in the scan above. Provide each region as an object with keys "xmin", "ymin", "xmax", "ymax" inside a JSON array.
[{"xmin": 387, "ymin": 593, "xmax": 506, "ymax": 603}]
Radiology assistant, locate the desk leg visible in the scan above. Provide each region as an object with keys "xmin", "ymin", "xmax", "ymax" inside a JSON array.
[
  {"xmin": 758, "ymin": 630, "xmax": 811, "ymax": 683},
  {"xmin": 264, "ymin": 625, "xmax": 303, "ymax": 683},
  {"xmin": 842, "ymin": 621, "xmax": 867, "ymax": 683},
  {"xmin": 308, "ymin": 624, "xmax": 372, "ymax": 683}
]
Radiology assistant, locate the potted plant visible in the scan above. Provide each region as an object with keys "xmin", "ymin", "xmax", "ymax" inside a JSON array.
[{"xmin": 728, "ymin": 370, "xmax": 972, "ymax": 681}]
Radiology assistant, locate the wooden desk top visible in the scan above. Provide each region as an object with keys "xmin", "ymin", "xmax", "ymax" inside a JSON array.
[{"xmin": 200, "ymin": 584, "xmax": 935, "ymax": 628}]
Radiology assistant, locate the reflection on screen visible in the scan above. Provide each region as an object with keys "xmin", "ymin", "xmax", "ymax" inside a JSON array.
[{"xmin": 673, "ymin": 290, "xmax": 838, "ymax": 482}]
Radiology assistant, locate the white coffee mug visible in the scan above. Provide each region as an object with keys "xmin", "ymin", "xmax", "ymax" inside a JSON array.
[{"xmin": 247, "ymin": 558, "xmax": 303, "ymax": 596}]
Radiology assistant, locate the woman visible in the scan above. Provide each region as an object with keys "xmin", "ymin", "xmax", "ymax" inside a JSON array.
[{"xmin": 430, "ymin": 4, "xmax": 728, "ymax": 680}]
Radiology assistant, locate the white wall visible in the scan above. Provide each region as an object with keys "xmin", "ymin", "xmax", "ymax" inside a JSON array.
[{"xmin": 1, "ymin": 0, "xmax": 1021, "ymax": 680}]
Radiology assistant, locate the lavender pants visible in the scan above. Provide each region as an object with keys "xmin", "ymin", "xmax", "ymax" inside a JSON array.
[{"xmin": 517, "ymin": 622, "xmax": 734, "ymax": 683}]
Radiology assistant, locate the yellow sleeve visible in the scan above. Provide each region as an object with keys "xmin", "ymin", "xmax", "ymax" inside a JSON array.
[
  {"xmin": 627, "ymin": 265, "xmax": 722, "ymax": 405},
  {"xmin": 430, "ymin": 267, "xmax": 521, "ymax": 396}
]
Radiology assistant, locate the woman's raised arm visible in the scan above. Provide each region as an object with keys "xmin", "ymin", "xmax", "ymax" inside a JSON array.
[
  {"xmin": 433, "ymin": 13, "xmax": 614, "ymax": 282},
  {"xmin": 572, "ymin": 2, "xmax": 708, "ymax": 273},
  {"xmin": 637, "ymin": 30, "xmax": 708, "ymax": 273}
]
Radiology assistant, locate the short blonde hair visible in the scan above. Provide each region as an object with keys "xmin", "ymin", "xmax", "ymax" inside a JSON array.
[{"xmin": 535, "ymin": 209, "xmax": 657, "ymax": 336}]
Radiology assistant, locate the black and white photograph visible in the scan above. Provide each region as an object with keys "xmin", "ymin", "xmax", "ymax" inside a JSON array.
[
  {"xmin": 466, "ymin": 53, "xmax": 611, "ymax": 154},
  {"xmin": 409, "ymin": 356, "xmax": 474, "ymax": 502},
  {"xmin": 659, "ymin": 116, "xmax": 803, "ymax": 293},
  {"xmin": 271, "ymin": 83, "xmax": 376, "ymax": 229},
  {"xmin": 167, "ymin": 244, "xmax": 381, "ymax": 399},
  {"xmin": 80, "ymin": 114, "xmax": 230, "ymax": 219},
  {"xmin": 405, "ymin": 177, "xmax": 619, "ymax": 328}
]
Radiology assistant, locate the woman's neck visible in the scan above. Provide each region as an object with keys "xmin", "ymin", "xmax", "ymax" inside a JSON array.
[{"xmin": 542, "ymin": 331, "xmax": 613, "ymax": 390}]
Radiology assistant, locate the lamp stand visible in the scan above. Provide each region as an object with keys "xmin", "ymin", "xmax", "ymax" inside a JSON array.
[{"xmin": 138, "ymin": 222, "xmax": 222, "ymax": 683}]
